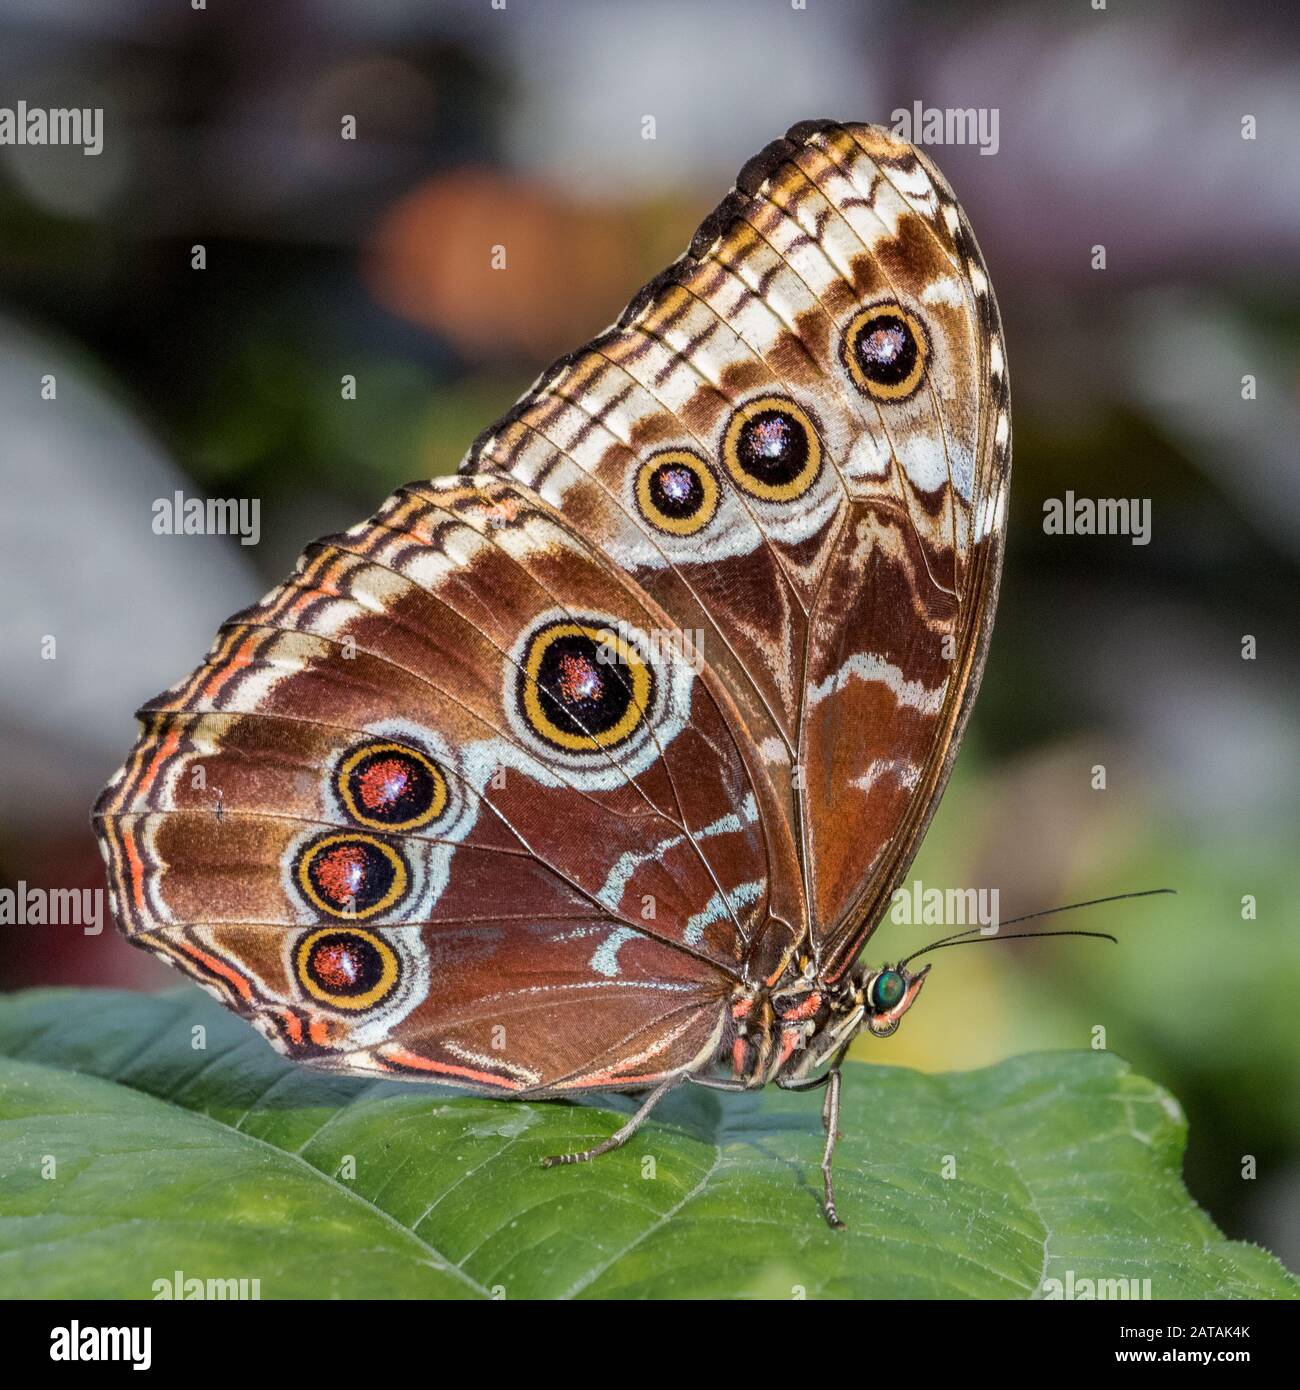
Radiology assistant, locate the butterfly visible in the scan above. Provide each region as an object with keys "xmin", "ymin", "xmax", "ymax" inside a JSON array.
[{"xmin": 94, "ymin": 119, "xmax": 1010, "ymax": 1227}]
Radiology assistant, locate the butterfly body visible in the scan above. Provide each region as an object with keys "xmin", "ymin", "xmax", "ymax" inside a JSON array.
[{"xmin": 95, "ymin": 121, "xmax": 1009, "ymax": 1224}]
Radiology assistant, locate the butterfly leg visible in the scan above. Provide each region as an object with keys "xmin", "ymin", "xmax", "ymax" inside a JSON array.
[
  {"xmin": 683, "ymin": 1074, "xmax": 750, "ymax": 1092},
  {"xmin": 541, "ymin": 1077, "xmax": 677, "ymax": 1169},
  {"xmin": 775, "ymin": 1045, "xmax": 850, "ymax": 1227},
  {"xmin": 820, "ymin": 1066, "xmax": 846, "ymax": 1230}
]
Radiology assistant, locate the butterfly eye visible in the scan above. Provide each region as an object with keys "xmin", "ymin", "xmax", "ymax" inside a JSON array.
[
  {"xmin": 294, "ymin": 927, "xmax": 400, "ymax": 1011},
  {"xmin": 870, "ymin": 968, "xmax": 907, "ymax": 1012},
  {"xmin": 636, "ymin": 451, "xmax": 719, "ymax": 535},
  {"xmin": 843, "ymin": 304, "xmax": 929, "ymax": 401},
  {"xmin": 294, "ymin": 832, "xmax": 409, "ymax": 920},
  {"xmin": 337, "ymin": 741, "xmax": 448, "ymax": 832},
  {"xmin": 518, "ymin": 619, "xmax": 653, "ymax": 753},
  {"xmin": 722, "ymin": 396, "xmax": 822, "ymax": 502}
]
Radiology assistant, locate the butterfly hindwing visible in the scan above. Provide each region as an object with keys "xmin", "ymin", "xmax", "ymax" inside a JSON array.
[{"xmin": 95, "ymin": 473, "xmax": 785, "ymax": 1082}]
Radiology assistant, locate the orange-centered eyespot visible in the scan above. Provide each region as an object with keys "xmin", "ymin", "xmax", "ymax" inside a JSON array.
[
  {"xmin": 517, "ymin": 620, "xmax": 653, "ymax": 753},
  {"xmin": 295, "ymin": 832, "xmax": 408, "ymax": 920},
  {"xmin": 294, "ymin": 926, "xmax": 400, "ymax": 1011},
  {"xmin": 337, "ymin": 741, "xmax": 447, "ymax": 832}
]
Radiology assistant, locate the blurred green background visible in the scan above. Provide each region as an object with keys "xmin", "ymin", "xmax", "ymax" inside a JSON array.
[{"xmin": 0, "ymin": 1, "xmax": 1296, "ymax": 1270}]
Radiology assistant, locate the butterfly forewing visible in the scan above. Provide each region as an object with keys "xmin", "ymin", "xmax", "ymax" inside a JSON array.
[{"xmin": 465, "ymin": 121, "xmax": 1009, "ymax": 981}]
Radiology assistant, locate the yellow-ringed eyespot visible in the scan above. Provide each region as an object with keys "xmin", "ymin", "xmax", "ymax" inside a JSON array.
[
  {"xmin": 721, "ymin": 396, "xmax": 822, "ymax": 501},
  {"xmin": 294, "ymin": 927, "xmax": 400, "ymax": 1011},
  {"xmin": 337, "ymin": 741, "xmax": 447, "ymax": 832},
  {"xmin": 518, "ymin": 619, "xmax": 653, "ymax": 753},
  {"xmin": 295, "ymin": 832, "xmax": 408, "ymax": 920},
  {"xmin": 842, "ymin": 303, "xmax": 929, "ymax": 401},
  {"xmin": 635, "ymin": 451, "xmax": 718, "ymax": 535}
]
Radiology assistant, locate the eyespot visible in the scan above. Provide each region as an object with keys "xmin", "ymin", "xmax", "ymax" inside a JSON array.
[
  {"xmin": 295, "ymin": 832, "xmax": 408, "ymax": 920},
  {"xmin": 337, "ymin": 741, "xmax": 447, "ymax": 832},
  {"xmin": 721, "ymin": 396, "xmax": 822, "ymax": 502},
  {"xmin": 870, "ymin": 968, "xmax": 907, "ymax": 1012},
  {"xmin": 294, "ymin": 927, "xmax": 400, "ymax": 1011},
  {"xmin": 517, "ymin": 619, "xmax": 653, "ymax": 753},
  {"xmin": 843, "ymin": 303, "xmax": 929, "ymax": 401},
  {"xmin": 635, "ymin": 451, "xmax": 718, "ymax": 535}
]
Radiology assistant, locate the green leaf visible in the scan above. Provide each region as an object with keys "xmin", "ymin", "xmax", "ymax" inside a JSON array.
[{"xmin": 0, "ymin": 989, "xmax": 1293, "ymax": 1300}]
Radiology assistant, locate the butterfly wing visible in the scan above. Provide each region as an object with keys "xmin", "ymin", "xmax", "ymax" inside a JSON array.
[
  {"xmin": 95, "ymin": 475, "xmax": 778, "ymax": 1090},
  {"xmin": 466, "ymin": 120, "xmax": 1008, "ymax": 982},
  {"xmin": 95, "ymin": 119, "xmax": 1007, "ymax": 1087},
  {"xmin": 764, "ymin": 123, "xmax": 1011, "ymax": 980}
]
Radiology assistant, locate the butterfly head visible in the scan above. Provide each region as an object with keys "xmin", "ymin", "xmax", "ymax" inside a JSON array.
[{"xmin": 857, "ymin": 962, "xmax": 929, "ymax": 1038}]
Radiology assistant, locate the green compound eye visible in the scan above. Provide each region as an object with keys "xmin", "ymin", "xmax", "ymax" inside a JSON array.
[{"xmin": 870, "ymin": 969, "xmax": 907, "ymax": 1012}]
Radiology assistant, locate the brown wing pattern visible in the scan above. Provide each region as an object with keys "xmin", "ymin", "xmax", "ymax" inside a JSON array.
[
  {"xmin": 462, "ymin": 120, "xmax": 1009, "ymax": 981},
  {"xmin": 95, "ymin": 476, "xmax": 775, "ymax": 1089},
  {"xmin": 94, "ymin": 120, "xmax": 1007, "ymax": 1088}
]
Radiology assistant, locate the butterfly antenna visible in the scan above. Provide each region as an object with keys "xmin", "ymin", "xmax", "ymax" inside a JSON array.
[{"xmin": 898, "ymin": 888, "xmax": 1175, "ymax": 969}]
